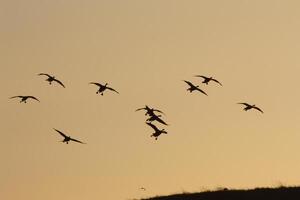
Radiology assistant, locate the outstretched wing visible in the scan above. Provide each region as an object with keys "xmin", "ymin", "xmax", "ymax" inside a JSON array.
[
  {"xmin": 106, "ymin": 87, "xmax": 119, "ymax": 94},
  {"xmin": 38, "ymin": 73, "xmax": 51, "ymax": 78},
  {"xmin": 195, "ymin": 87, "xmax": 208, "ymax": 96},
  {"xmin": 53, "ymin": 128, "xmax": 67, "ymax": 138},
  {"xmin": 194, "ymin": 75, "xmax": 207, "ymax": 80},
  {"xmin": 53, "ymin": 79, "xmax": 65, "ymax": 88},
  {"xmin": 89, "ymin": 82, "xmax": 102, "ymax": 87},
  {"xmin": 70, "ymin": 137, "xmax": 86, "ymax": 144},
  {"xmin": 238, "ymin": 102, "xmax": 251, "ymax": 107},
  {"xmin": 183, "ymin": 80, "xmax": 195, "ymax": 87},
  {"xmin": 146, "ymin": 122, "xmax": 159, "ymax": 132},
  {"xmin": 152, "ymin": 109, "xmax": 165, "ymax": 115},
  {"xmin": 28, "ymin": 96, "xmax": 40, "ymax": 102},
  {"xmin": 153, "ymin": 116, "xmax": 168, "ymax": 126},
  {"xmin": 253, "ymin": 106, "xmax": 264, "ymax": 113},
  {"xmin": 211, "ymin": 78, "xmax": 222, "ymax": 86},
  {"xmin": 10, "ymin": 96, "xmax": 23, "ymax": 99},
  {"xmin": 135, "ymin": 107, "xmax": 146, "ymax": 112}
]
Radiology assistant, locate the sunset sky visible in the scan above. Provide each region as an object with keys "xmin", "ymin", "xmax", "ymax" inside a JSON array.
[{"xmin": 2, "ymin": 1, "xmax": 300, "ymax": 199}]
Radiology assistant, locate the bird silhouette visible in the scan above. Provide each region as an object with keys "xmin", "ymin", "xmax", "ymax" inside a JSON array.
[
  {"xmin": 53, "ymin": 128, "xmax": 86, "ymax": 144},
  {"xmin": 195, "ymin": 75, "xmax": 222, "ymax": 86},
  {"xmin": 146, "ymin": 114, "xmax": 168, "ymax": 126},
  {"xmin": 238, "ymin": 103, "xmax": 263, "ymax": 113},
  {"xmin": 183, "ymin": 80, "xmax": 208, "ymax": 95},
  {"xmin": 10, "ymin": 95, "xmax": 40, "ymax": 103},
  {"xmin": 38, "ymin": 73, "xmax": 65, "ymax": 88},
  {"xmin": 135, "ymin": 105, "xmax": 165, "ymax": 116},
  {"xmin": 146, "ymin": 122, "xmax": 167, "ymax": 140},
  {"xmin": 89, "ymin": 82, "xmax": 119, "ymax": 95}
]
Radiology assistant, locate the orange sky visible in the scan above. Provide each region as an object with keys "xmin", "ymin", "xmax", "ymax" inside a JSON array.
[{"xmin": 2, "ymin": 1, "xmax": 300, "ymax": 199}]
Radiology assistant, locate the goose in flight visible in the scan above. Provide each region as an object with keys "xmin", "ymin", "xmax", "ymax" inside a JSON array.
[
  {"xmin": 183, "ymin": 80, "xmax": 208, "ymax": 95},
  {"xmin": 89, "ymin": 82, "xmax": 119, "ymax": 95},
  {"xmin": 10, "ymin": 95, "xmax": 40, "ymax": 103},
  {"xmin": 195, "ymin": 75, "xmax": 222, "ymax": 86},
  {"xmin": 53, "ymin": 128, "xmax": 86, "ymax": 144},
  {"xmin": 135, "ymin": 105, "xmax": 165, "ymax": 116},
  {"xmin": 146, "ymin": 122, "xmax": 167, "ymax": 140},
  {"xmin": 238, "ymin": 103, "xmax": 263, "ymax": 113},
  {"xmin": 146, "ymin": 114, "xmax": 168, "ymax": 126},
  {"xmin": 38, "ymin": 73, "xmax": 65, "ymax": 88}
]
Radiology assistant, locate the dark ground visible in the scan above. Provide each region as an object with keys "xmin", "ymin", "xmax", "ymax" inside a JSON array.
[{"xmin": 141, "ymin": 186, "xmax": 300, "ymax": 200}]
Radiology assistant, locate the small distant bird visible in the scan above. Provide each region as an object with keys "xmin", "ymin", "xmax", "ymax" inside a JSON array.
[
  {"xmin": 38, "ymin": 73, "xmax": 65, "ymax": 88},
  {"xmin": 135, "ymin": 105, "xmax": 165, "ymax": 116},
  {"xmin": 89, "ymin": 82, "xmax": 119, "ymax": 95},
  {"xmin": 53, "ymin": 128, "xmax": 86, "ymax": 144},
  {"xmin": 195, "ymin": 75, "xmax": 222, "ymax": 86},
  {"xmin": 146, "ymin": 122, "xmax": 167, "ymax": 140},
  {"xmin": 183, "ymin": 80, "xmax": 208, "ymax": 95},
  {"xmin": 238, "ymin": 103, "xmax": 263, "ymax": 113},
  {"xmin": 146, "ymin": 114, "xmax": 168, "ymax": 126},
  {"xmin": 140, "ymin": 187, "xmax": 146, "ymax": 191},
  {"xmin": 10, "ymin": 95, "xmax": 40, "ymax": 103}
]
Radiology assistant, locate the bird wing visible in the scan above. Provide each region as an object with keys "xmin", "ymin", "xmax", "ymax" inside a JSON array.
[
  {"xmin": 195, "ymin": 87, "xmax": 208, "ymax": 96},
  {"xmin": 106, "ymin": 87, "xmax": 119, "ymax": 94},
  {"xmin": 152, "ymin": 109, "xmax": 165, "ymax": 115},
  {"xmin": 211, "ymin": 78, "xmax": 222, "ymax": 86},
  {"xmin": 10, "ymin": 96, "xmax": 23, "ymax": 99},
  {"xmin": 154, "ymin": 117, "xmax": 168, "ymax": 125},
  {"xmin": 183, "ymin": 80, "xmax": 195, "ymax": 87},
  {"xmin": 135, "ymin": 107, "xmax": 146, "ymax": 112},
  {"xmin": 89, "ymin": 82, "xmax": 102, "ymax": 87},
  {"xmin": 253, "ymin": 106, "xmax": 264, "ymax": 113},
  {"xmin": 194, "ymin": 75, "xmax": 207, "ymax": 79},
  {"xmin": 238, "ymin": 102, "xmax": 251, "ymax": 107},
  {"xmin": 146, "ymin": 122, "xmax": 159, "ymax": 132},
  {"xmin": 53, "ymin": 79, "xmax": 65, "ymax": 88},
  {"xmin": 38, "ymin": 73, "xmax": 51, "ymax": 78},
  {"xmin": 53, "ymin": 128, "xmax": 68, "ymax": 138},
  {"xmin": 70, "ymin": 137, "xmax": 86, "ymax": 144},
  {"xmin": 28, "ymin": 96, "xmax": 40, "ymax": 102}
]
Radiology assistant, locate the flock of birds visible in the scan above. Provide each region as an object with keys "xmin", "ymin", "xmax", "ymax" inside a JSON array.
[{"xmin": 9, "ymin": 73, "xmax": 264, "ymax": 143}]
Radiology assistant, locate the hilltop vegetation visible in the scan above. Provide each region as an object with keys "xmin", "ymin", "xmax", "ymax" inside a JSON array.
[{"xmin": 141, "ymin": 186, "xmax": 300, "ymax": 200}]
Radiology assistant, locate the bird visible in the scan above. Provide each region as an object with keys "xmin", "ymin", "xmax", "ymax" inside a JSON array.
[
  {"xmin": 146, "ymin": 114, "xmax": 168, "ymax": 126},
  {"xmin": 10, "ymin": 95, "xmax": 40, "ymax": 103},
  {"xmin": 238, "ymin": 103, "xmax": 263, "ymax": 113},
  {"xmin": 183, "ymin": 80, "xmax": 208, "ymax": 95},
  {"xmin": 38, "ymin": 73, "xmax": 65, "ymax": 88},
  {"xmin": 194, "ymin": 75, "xmax": 222, "ymax": 86},
  {"xmin": 146, "ymin": 122, "xmax": 167, "ymax": 140},
  {"xmin": 135, "ymin": 105, "xmax": 165, "ymax": 116},
  {"xmin": 53, "ymin": 128, "xmax": 86, "ymax": 144},
  {"xmin": 89, "ymin": 82, "xmax": 119, "ymax": 95}
]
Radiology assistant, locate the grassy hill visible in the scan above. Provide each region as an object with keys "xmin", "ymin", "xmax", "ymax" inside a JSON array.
[{"xmin": 141, "ymin": 186, "xmax": 300, "ymax": 200}]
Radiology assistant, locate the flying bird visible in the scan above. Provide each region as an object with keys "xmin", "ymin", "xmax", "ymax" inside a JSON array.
[
  {"xmin": 89, "ymin": 82, "xmax": 119, "ymax": 95},
  {"xmin": 53, "ymin": 129, "xmax": 86, "ymax": 144},
  {"xmin": 146, "ymin": 122, "xmax": 167, "ymax": 140},
  {"xmin": 135, "ymin": 105, "xmax": 165, "ymax": 116},
  {"xmin": 146, "ymin": 114, "xmax": 168, "ymax": 126},
  {"xmin": 38, "ymin": 73, "xmax": 65, "ymax": 88},
  {"xmin": 10, "ymin": 95, "xmax": 40, "ymax": 103},
  {"xmin": 238, "ymin": 103, "xmax": 263, "ymax": 113},
  {"xmin": 195, "ymin": 75, "xmax": 222, "ymax": 86},
  {"xmin": 183, "ymin": 80, "xmax": 208, "ymax": 95}
]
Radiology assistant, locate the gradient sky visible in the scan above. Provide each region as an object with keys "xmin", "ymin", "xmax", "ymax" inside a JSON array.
[{"xmin": 2, "ymin": 0, "xmax": 300, "ymax": 199}]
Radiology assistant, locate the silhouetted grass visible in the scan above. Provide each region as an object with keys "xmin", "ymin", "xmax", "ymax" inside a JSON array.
[{"xmin": 141, "ymin": 186, "xmax": 300, "ymax": 200}]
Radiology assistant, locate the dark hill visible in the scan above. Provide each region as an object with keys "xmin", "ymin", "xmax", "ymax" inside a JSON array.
[{"xmin": 141, "ymin": 186, "xmax": 300, "ymax": 200}]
